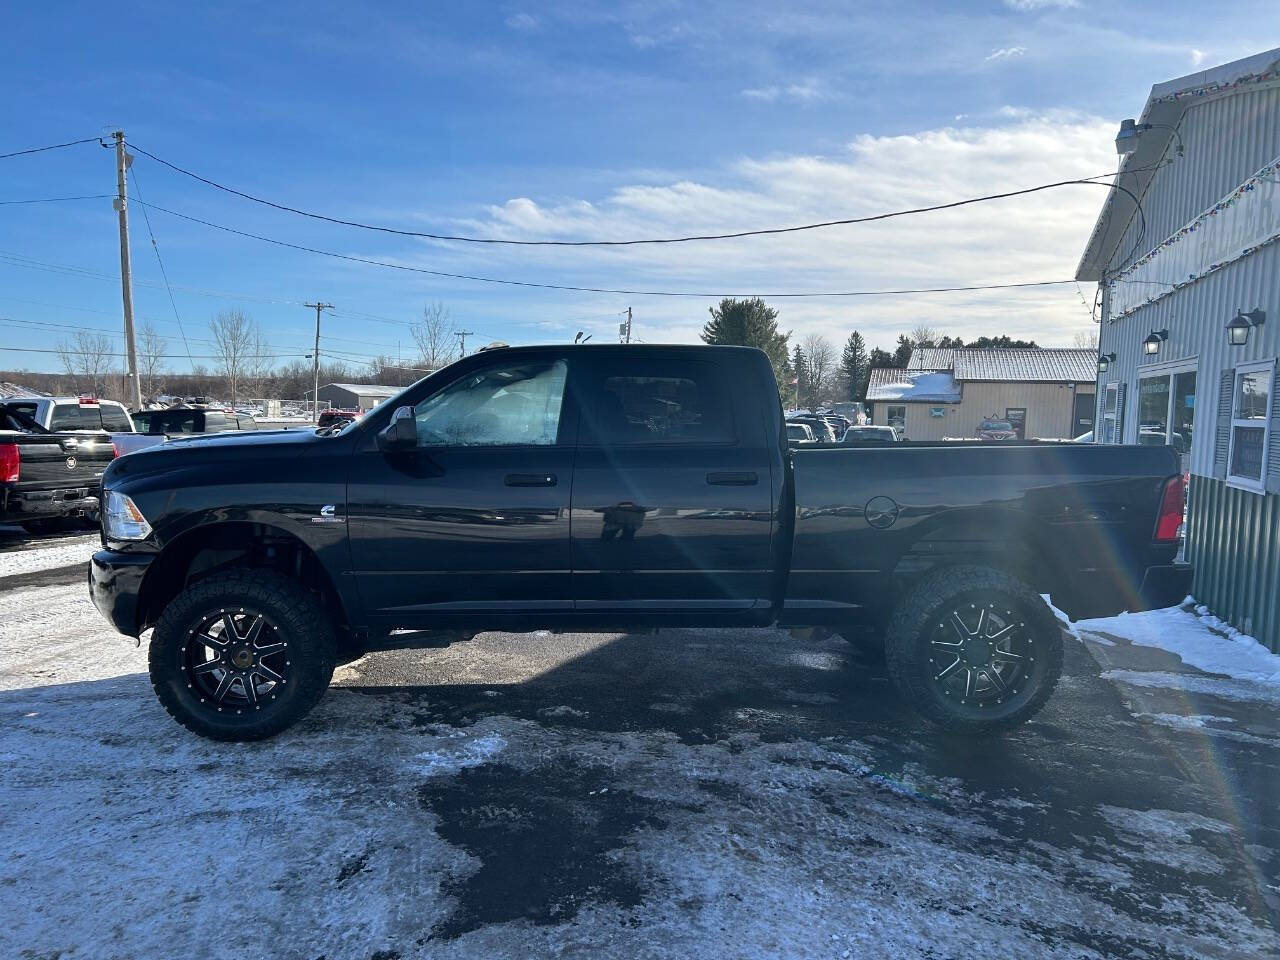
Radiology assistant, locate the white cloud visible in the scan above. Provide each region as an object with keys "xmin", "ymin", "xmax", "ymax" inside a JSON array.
[
  {"xmin": 742, "ymin": 79, "xmax": 831, "ymax": 103},
  {"xmin": 1190, "ymin": 48, "xmax": 1206, "ymax": 66},
  {"xmin": 411, "ymin": 114, "xmax": 1116, "ymax": 351},
  {"xmin": 1003, "ymin": 0, "xmax": 1080, "ymax": 10},
  {"xmin": 504, "ymin": 12, "xmax": 539, "ymax": 31},
  {"xmin": 985, "ymin": 46, "xmax": 1027, "ymax": 62}
]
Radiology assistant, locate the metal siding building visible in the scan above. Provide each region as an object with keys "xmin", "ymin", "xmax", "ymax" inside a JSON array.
[
  {"xmin": 867, "ymin": 349, "xmax": 1095, "ymax": 441},
  {"xmin": 1077, "ymin": 49, "xmax": 1280, "ymax": 650},
  {"xmin": 311, "ymin": 382, "xmax": 402, "ymax": 411}
]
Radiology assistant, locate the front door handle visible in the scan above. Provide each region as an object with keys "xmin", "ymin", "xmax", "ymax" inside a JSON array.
[
  {"xmin": 706, "ymin": 471, "xmax": 758, "ymax": 486},
  {"xmin": 505, "ymin": 473, "xmax": 557, "ymax": 487}
]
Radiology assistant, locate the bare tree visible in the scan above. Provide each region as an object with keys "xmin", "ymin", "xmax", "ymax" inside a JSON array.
[
  {"xmin": 55, "ymin": 331, "xmax": 116, "ymax": 397},
  {"xmin": 801, "ymin": 333, "xmax": 836, "ymax": 406},
  {"xmin": 1073, "ymin": 329, "xmax": 1100, "ymax": 350},
  {"xmin": 138, "ymin": 321, "xmax": 168, "ymax": 401},
  {"xmin": 909, "ymin": 324, "xmax": 943, "ymax": 347},
  {"xmin": 411, "ymin": 301, "xmax": 456, "ymax": 371},
  {"xmin": 209, "ymin": 309, "xmax": 265, "ymax": 404}
]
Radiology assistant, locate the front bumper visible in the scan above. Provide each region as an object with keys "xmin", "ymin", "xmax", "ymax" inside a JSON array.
[{"xmin": 89, "ymin": 549, "xmax": 155, "ymax": 638}]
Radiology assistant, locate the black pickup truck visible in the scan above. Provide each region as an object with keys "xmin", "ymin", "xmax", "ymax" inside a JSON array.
[
  {"xmin": 1, "ymin": 406, "xmax": 115, "ymax": 532},
  {"xmin": 89, "ymin": 344, "xmax": 1190, "ymax": 741}
]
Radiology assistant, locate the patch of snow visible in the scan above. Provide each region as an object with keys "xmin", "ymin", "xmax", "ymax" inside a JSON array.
[
  {"xmin": 1100, "ymin": 670, "xmax": 1280, "ymax": 704},
  {"xmin": 0, "ymin": 539, "xmax": 95, "ymax": 579},
  {"xmin": 412, "ymin": 733, "xmax": 508, "ymax": 776},
  {"xmin": 866, "ymin": 370, "xmax": 960, "ymax": 402},
  {"xmin": 538, "ymin": 704, "xmax": 587, "ymax": 718},
  {"xmin": 1075, "ymin": 602, "xmax": 1280, "ymax": 685}
]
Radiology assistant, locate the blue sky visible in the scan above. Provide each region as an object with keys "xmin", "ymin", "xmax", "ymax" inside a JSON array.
[{"xmin": 2, "ymin": 0, "xmax": 1276, "ymax": 377}]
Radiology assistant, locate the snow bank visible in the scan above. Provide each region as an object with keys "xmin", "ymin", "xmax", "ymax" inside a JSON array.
[{"xmin": 1075, "ymin": 600, "xmax": 1280, "ymax": 685}]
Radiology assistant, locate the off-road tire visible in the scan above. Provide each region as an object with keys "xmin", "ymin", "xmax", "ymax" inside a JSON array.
[
  {"xmin": 149, "ymin": 568, "xmax": 336, "ymax": 741},
  {"xmin": 884, "ymin": 566, "xmax": 1063, "ymax": 735}
]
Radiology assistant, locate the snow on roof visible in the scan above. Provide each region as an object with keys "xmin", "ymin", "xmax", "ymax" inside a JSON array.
[
  {"xmin": 952, "ymin": 348, "xmax": 1096, "ymax": 383},
  {"xmin": 320, "ymin": 383, "xmax": 401, "ymax": 397},
  {"xmin": 0, "ymin": 381, "xmax": 47, "ymax": 399},
  {"xmin": 865, "ymin": 368, "xmax": 961, "ymax": 403}
]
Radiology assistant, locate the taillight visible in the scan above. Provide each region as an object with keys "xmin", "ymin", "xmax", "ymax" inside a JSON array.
[
  {"xmin": 111, "ymin": 441, "xmax": 121, "ymax": 458},
  {"xmin": 1154, "ymin": 473, "xmax": 1186, "ymax": 542},
  {"xmin": 0, "ymin": 443, "xmax": 18, "ymax": 484}
]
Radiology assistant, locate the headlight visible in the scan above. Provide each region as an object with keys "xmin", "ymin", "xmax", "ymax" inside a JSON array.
[{"xmin": 103, "ymin": 490, "xmax": 152, "ymax": 540}]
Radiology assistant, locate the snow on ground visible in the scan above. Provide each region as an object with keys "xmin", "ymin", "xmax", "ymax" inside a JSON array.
[
  {"xmin": 0, "ymin": 536, "xmax": 97, "ymax": 579},
  {"xmin": 1077, "ymin": 600, "xmax": 1280, "ymax": 684},
  {"xmin": 3, "ymin": 560, "xmax": 1278, "ymax": 957}
]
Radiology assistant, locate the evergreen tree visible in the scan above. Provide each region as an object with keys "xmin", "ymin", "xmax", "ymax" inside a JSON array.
[
  {"xmin": 791, "ymin": 343, "xmax": 809, "ymax": 409},
  {"xmin": 701, "ymin": 298, "xmax": 792, "ymax": 393},
  {"xmin": 893, "ymin": 334, "xmax": 914, "ymax": 369},
  {"xmin": 839, "ymin": 331, "xmax": 868, "ymax": 401},
  {"xmin": 868, "ymin": 347, "xmax": 896, "ymax": 369}
]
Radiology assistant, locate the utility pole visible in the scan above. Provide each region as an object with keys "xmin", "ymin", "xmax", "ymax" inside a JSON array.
[
  {"xmin": 304, "ymin": 301, "xmax": 333, "ymax": 422},
  {"xmin": 112, "ymin": 131, "xmax": 142, "ymax": 410},
  {"xmin": 624, "ymin": 306, "xmax": 632, "ymax": 344},
  {"xmin": 455, "ymin": 330, "xmax": 473, "ymax": 357}
]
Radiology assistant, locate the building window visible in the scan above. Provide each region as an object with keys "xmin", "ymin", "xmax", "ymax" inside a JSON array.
[
  {"xmin": 887, "ymin": 405, "xmax": 906, "ymax": 432},
  {"xmin": 1101, "ymin": 382, "xmax": 1118, "ymax": 444},
  {"xmin": 1227, "ymin": 359, "xmax": 1274, "ymax": 493},
  {"xmin": 1005, "ymin": 407, "xmax": 1026, "ymax": 439}
]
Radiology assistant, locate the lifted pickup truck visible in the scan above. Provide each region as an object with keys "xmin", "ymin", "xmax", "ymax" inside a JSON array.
[
  {"xmin": 89, "ymin": 344, "xmax": 1190, "ymax": 741},
  {"xmin": 2, "ymin": 407, "xmax": 115, "ymax": 532}
]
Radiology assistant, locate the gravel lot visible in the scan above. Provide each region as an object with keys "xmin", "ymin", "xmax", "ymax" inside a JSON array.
[{"xmin": 2, "ymin": 530, "xmax": 1277, "ymax": 959}]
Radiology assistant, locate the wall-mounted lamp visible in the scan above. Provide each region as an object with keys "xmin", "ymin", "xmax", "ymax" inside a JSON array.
[
  {"xmin": 1097, "ymin": 352, "xmax": 1116, "ymax": 373},
  {"xmin": 1143, "ymin": 329, "xmax": 1169, "ymax": 356},
  {"xmin": 1227, "ymin": 308, "xmax": 1266, "ymax": 347}
]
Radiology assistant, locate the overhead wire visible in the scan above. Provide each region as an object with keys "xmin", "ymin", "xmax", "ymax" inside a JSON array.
[
  {"xmin": 0, "ymin": 194, "xmax": 113, "ymax": 205},
  {"xmin": 128, "ymin": 166, "xmax": 196, "ymax": 366},
  {"xmin": 0, "ymin": 137, "xmax": 104, "ymax": 161},
  {"xmin": 134, "ymin": 198, "xmax": 1087, "ymax": 299},
  {"xmin": 126, "ymin": 140, "xmax": 1157, "ymax": 249}
]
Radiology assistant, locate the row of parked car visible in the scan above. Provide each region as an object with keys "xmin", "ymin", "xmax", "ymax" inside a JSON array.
[
  {"xmin": 0, "ymin": 394, "xmax": 364, "ymax": 534},
  {"xmin": 786, "ymin": 411, "xmax": 900, "ymax": 446}
]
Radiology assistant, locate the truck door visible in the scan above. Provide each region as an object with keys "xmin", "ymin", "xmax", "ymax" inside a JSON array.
[
  {"xmin": 570, "ymin": 353, "xmax": 774, "ymax": 613},
  {"xmin": 347, "ymin": 353, "xmax": 575, "ymax": 620}
]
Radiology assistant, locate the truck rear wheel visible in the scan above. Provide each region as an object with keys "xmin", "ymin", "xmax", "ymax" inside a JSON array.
[
  {"xmin": 148, "ymin": 569, "xmax": 336, "ymax": 741},
  {"xmin": 884, "ymin": 566, "xmax": 1062, "ymax": 735}
]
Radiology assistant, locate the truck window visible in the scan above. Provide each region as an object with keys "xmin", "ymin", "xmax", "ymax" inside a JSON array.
[
  {"xmin": 204, "ymin": 413, "xmax": 230, "ymax": 433},
  {"xmin": 132, "ymin": 411, "xmax": 154, "ymax": 433},
  {"xmin": 237, "ymin": 415, "xmax": 258, "ymax": 431},
  {"xmin": 412, "ymin": 358, "xmax": 568, "ymax": 447},
  {"xmin": 101, "ymin": 403, "xmax": 133, "ymax": 432},
  {"xmin": 51, "ymin": 403, "xmax": 102, "ymax": 430},
  {"xmin": 584, "ymin": 359, "xmax": 735, "ymax": 445}
]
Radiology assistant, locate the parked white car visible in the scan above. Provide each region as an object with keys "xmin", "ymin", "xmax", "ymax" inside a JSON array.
[{"xmin": 2, "ymin": 396, "xmax": 137, "ymax": 449}]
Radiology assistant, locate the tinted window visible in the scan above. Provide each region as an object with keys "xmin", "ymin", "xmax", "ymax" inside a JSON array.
[
  {"xmin": 203, "ymin": 413, "xmax": 230, "ymax": 433},
  {"xmin": 237, "ymin": 416, "xmax": 258, "ymax": 431},
  {"xmin": 586, "ymin": 360, "xmax": 734, "ymax": 445},
  {"xmin": 51, "ymin": 403, "xmax": 102, "ymax": 430},
  {"xmin": 413, "ymin": 358, "xmax": 568, "ymax": 447},
  {"xmin": 101, "ymin": 403, "xmax": 133, "ymax": 432},
  {"xmin": 160, "ymin": 412, "xmax": 201, "ymax": 434}
]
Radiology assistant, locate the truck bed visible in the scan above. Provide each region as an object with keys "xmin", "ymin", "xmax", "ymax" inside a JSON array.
[{"xmin": 784, "ymin": 441, "xmax": 1184, "ymax": 621}]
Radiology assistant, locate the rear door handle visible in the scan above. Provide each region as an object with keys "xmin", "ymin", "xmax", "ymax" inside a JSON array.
[
  {"xmin": 505, "ymin": 473, "xmax": 557, "ymax": 487},
  {"xmin": 706, "ymin": 471, "xmax": 758, "ymax": 486}
]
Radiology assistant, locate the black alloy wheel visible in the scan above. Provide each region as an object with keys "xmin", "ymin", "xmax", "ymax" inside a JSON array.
[
  {"xmin": 149, "ymin": 568, "xmax": 336, "ymax": 741},
  {"xmin": 182, "ymin": 609, "xmax": 290, "ymax": 714},
  {"xmin": 884, "ymin": 566, "xmax": 1063, "ymax": 734}
]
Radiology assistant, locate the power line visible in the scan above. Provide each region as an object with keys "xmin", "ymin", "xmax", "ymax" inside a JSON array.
[
  {"xmin": 127, "ymin": 140, "xmax": 1149, "ymax": 248},
  {"xmin": 0, "ymin": 137, "xmax": 103, "ymax": 161},
  {"xmin": 135, "ymin": 198, "xmax": 1086, "ymax": 299},
  {"xmin": 129, "ymin": 166, "xmax": 195, "ymax": 366},
  {"xmin": 0, "ymin": 194, "xmax": 112, "ymax": 205}
]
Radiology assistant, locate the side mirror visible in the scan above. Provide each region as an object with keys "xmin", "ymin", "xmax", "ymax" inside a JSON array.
[{"xmin": 377, "ymin": 405, "xmax": 417, "ymax": 452}]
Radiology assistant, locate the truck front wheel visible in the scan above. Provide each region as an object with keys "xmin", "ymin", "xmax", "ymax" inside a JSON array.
[
  {"xmin": 884, "ymin": 566, "xmax": 1063, "ymax": 734},
  {"xmin": 148, "ymin": 569, "xmax": 337, "ymax": 741}
]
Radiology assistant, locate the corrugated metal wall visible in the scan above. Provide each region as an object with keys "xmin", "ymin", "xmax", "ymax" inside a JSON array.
[
  {"xmin": 1188, "ymin": 477, "xmax": 1280, "ymax": 652},
  {"xmin": 1095, "ymin": 80, "xmax": 1280, "ymax": 652}
]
